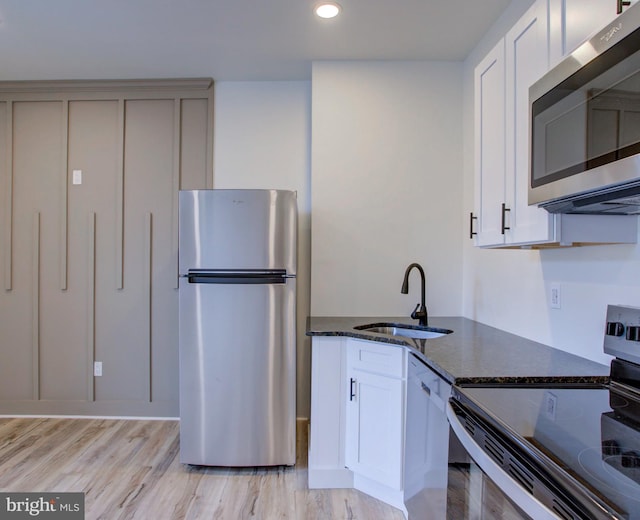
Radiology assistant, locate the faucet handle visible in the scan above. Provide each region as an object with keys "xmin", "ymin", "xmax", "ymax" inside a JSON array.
[{"xmin": 411, "ymin": 304, "xmax": 428, "ymax": 326}]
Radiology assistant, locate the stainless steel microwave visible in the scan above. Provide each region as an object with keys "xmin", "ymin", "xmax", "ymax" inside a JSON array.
[{"xmin": 529, "ymin": 2, "xmax": 640, "ymax": 214}]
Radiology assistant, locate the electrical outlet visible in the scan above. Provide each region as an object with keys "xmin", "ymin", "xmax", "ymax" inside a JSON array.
[
  {"xmin": 550, "ymin": 283, "xmax": 561, "ymax": 309},
  {"xmin": 94, "ymin": 361, "xmax": 102, "ymax": 377},
  {"xmin": 72, "ymin": 169, "xmax": 82, "ymax": 185},
  {"xmin": 544, "ymin": 391, "xmax": 557, "ymax": 421}
]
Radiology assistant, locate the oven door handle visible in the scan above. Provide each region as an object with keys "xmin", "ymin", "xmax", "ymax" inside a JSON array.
[{"xmin": 446, "ymin": 402, "xmax": 561, "ymax": 520}]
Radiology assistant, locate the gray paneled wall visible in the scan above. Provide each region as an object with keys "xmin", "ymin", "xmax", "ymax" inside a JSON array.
[{"xmin": 0, "ymin": 79, "xmax": 213, "ymax": 416}]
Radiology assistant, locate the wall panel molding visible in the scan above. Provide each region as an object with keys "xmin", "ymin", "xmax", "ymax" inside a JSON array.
[
  {"xmin": 206, "ymin": 87, "xmax": 214, "ymax": 189},
  {"xmin": 0, "ymin": 79, "xmax": 213, "ymax": 417},
  {"xmin": 4, "ymin": 101, "xmax": 13, "ymax": 291},
  {"xmin": 32, "ymin": 212, "xmax": 40, "ymax": 400},
  {"xmin": 0, "ymin": 78, "xmax": 213, "ymax": 96},
  {"xmin": 87, "ymin": 212, "xmax": 96, "ymax": 402},
  {"xmin": 60, "ymin": 100, "xmax": 69, "ymax": 291},
  {"xmin": 144, "ymin": 212, "xmax": 153, "ymax": 403},
  {"xmin": 116, "ymin": 99, "xmax": 125, "ymax": 290},
  {"xmin": 172, "ymin": 99, "xmax": 181, "ymax": 289}
]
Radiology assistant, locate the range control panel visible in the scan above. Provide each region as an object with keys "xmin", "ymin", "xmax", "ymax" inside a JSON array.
[{"xmin": 605, "ymin": 305, "xmax": 640, "ymax": 365}]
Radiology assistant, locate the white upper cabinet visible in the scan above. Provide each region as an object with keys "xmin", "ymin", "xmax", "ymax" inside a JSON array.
[
  {"xmin": 473, "ymin": 39, "xmax": 506, "ymax": 247},
  {"xmin": 549, "ymin": 0, "xmax": 638, "ymax": 68},
  {"xmin": 473, "ymin": 1, "xmax": 551, "ymax": 247},
  {"xmin": 504, "ymin": 1, "xmax": 552, "ymax": 245},
  {"xmin": 471, "ymin": 0, "xmax": 638, "ymax": 248}
]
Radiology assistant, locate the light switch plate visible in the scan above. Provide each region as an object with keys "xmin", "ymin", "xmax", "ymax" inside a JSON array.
[{"xmin": 72, "ymin": 169, "xmax": 82, "ymax": 185}]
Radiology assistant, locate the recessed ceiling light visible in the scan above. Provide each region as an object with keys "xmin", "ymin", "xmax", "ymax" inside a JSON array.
[{"xmin": 315, "ymin": 2, "xmax": 341, "ymax": 19}]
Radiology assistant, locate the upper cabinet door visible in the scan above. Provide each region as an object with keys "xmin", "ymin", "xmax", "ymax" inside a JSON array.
[
  {"xmin": 549, "ymin": 0, "xmax": 639, "ymax": 67},
  {"xmin": 474, "ymin": 39, "xmax": 506, "ymax": 247},
  {"xmin": 470, "ymin": 0, "xmax": 639, "ymax": 249},
  {"xmin": 504, "ymin": 0, "xmax": 554, "ymax": 245}
]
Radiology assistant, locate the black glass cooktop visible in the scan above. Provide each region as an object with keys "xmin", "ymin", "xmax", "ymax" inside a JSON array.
[{"xmin": 455, "ymin": 385, "xmax": 640, "ymax": 519}]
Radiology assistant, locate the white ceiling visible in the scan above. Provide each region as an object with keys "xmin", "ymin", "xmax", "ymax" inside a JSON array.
[{"xmin": 0, "ymin": 0, "xmax": 512, "ymax": 82}]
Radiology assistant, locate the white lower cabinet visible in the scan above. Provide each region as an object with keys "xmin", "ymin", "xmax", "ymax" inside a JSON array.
[
  {"xmin": 345, "ymin": 340, "xmax": 405, "ymax": 503},
  {"xmin": 309, "ymin": 336, "xmax": 451, "ymax": 517},
  {"xmin": 345, "ymin": 370, "xmax": 404, "ymax": 487},
  {"xmin": 308, "ymin": 336, "xmax": 353, "ymax": 489},
  {"xmin": 308, "ymin": 337, "xmax": 406, "ymax": 511}
]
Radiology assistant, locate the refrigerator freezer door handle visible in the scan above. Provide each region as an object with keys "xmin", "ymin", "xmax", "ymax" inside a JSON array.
[{"xmin": 186, "ymin": 269, "xmax": 288, "ymax": 284}]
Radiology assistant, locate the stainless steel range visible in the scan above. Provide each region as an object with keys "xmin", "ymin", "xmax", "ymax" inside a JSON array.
[{"xmin": 447, "ymin": 305, "xmax": 640, "ymax": 519}]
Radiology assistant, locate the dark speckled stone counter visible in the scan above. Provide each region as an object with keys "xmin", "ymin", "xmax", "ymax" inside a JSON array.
[{"xmin": 306, "ymin": 316, "xmax": 610, "ymax": 385}]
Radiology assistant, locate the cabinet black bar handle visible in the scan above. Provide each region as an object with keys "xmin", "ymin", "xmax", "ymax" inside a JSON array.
[
  {"xmin": 618, "ymin": 0, "xmax": 631, "ymax": 14},
  {"xmin": 501, "ymin": 203, "xmax": 511, "ymax": 234},
  {"xmin": 349, "ymin": 378, "xmax": 356, "ymax": 401},
  {"xmin": 469, "ymin": 212, "xmax": 478, "ymax": 239}
]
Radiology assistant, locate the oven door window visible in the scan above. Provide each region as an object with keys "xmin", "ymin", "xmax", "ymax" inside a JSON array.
[{"xmin": 448, "ymin": 460, "xmax": 530, "ymax": 520}]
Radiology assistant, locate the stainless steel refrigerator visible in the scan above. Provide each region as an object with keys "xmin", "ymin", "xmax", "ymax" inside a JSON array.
[{"xmin": 178, "ymin": 189, "xmax": 297, "ymax": 467}]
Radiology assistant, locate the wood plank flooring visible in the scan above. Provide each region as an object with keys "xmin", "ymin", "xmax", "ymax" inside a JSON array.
[{"xmin": 0, "ymin": 418, "xmax": 406, "ymax": 519}]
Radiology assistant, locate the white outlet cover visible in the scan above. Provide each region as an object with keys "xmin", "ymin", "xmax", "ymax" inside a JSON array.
[
  {"xmin": 72, "ymin": 169, "xmax": 82, "ymax": 185},
  {"xmin": 544, "ymin": 391, "xmax": 557, "ymax": 421},
  {"xmin": 550, "ymin": 283, "xmax": 561, "ymax": 309}
]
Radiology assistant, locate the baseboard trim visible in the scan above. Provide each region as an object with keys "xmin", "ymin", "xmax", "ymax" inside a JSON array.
[
  {"xmin": 308, "ymin": 466, "xmax": 354, "ymax": 489},
  {"xmin": 0, "ymin": 415, "xmax": 310, "ymax": 422}
]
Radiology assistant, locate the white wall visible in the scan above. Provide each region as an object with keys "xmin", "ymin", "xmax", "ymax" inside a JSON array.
[
  {"xmin": 213, "ymin": 81, "xmax": 312, "ymax": 417},
  {"xmin": 212, "ymin": 26, "xmax": 640, "ymax": 420},
  {"xmin": 311, "ymin": 61, "xmax": 464, "ymax": 319},
  {"xmin": 461, "ymin": 0, "xmax": 640, "ymax": 366},
  {"xmin": 213, "ymin": 67, "xmax": 463, "ymax": 418}
]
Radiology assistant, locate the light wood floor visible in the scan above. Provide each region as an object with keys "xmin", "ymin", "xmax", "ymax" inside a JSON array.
[{"xmin": 0, "ymin": 417, "xmax": 406, "ymax": 519}]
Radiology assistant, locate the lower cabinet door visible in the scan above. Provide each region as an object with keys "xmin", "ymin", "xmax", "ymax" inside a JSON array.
[{"xmin": 345, "ymin": 369, "xmax": 404, "ymax": 489}]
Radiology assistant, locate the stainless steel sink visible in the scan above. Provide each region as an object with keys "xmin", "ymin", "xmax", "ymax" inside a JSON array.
[{"xmin": 354, "ymin": 323, "xmax": 453, "ymax": 340}]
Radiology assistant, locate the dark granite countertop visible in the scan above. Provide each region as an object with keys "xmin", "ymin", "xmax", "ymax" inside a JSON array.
[{"xmin": 306, "ymin": 316, "xmax": 610, "ymax": 385}]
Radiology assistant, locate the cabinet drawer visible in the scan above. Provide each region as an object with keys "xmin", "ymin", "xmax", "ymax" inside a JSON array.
[{"xmin": 347, "ymin": 339, "xmax": 405, "ymax": 378}]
